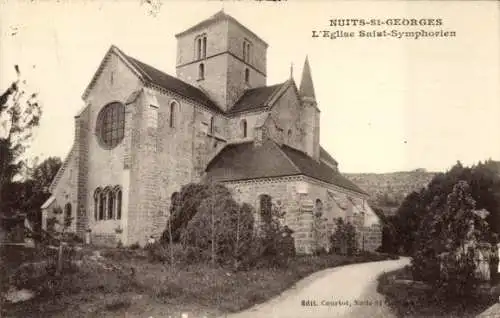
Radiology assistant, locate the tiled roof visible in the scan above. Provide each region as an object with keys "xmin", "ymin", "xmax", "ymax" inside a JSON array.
[
  {"xmin": 229, "ymin": 82, "xmax": 286, "ymax": 114},
  {"xmin": 205, "ymin": 139, "xmax": 367, "ymax": 195},
  {"xmin": 119, "ymin": 51, "xmax": 222, "ymax": 113}
]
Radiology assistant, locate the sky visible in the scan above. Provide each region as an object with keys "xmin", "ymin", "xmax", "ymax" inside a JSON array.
[{"xmin": 0, "ymin": 0, "xmax": 499, "ymax": 173}]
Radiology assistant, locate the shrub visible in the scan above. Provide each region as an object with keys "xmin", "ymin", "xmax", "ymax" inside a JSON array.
[
  {"xmin": 330, "ymin": 218, "xmax": 357, "ymax": 256},
  {"xmin": 129, "ymin": 242, "xmax": 140, "ymax": 250}
]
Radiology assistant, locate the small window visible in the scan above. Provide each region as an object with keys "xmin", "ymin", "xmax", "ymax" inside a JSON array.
[
  {"xmin": 198, "ymin": 63, "xmax": 205, "ymax": 80},
  {"xmin": 169, "ymin": 101, "xmax": 177, "ymax": 128},
  {"xmin": 288, "ymin": 129, "xmax": 292, "ymax": 140},
  {"xmin": 245, "ymin": 68, "xmax": 250, "ymax": 83},
  {"xmin": 241, "ymin": 119, "xmax": 247, "ymax": 138},
  {"xmin": 210, "ymin": 116, "xmax": 215, "ymax": 134}
]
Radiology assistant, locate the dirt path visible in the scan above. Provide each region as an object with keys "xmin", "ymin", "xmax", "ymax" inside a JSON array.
[{"xmin": 221, "ymin": 257, "xmax": 410, "ymax": 318}]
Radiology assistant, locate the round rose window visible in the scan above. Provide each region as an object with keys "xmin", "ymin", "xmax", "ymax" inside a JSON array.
[{"xmin": 96, "ymin": 102, "xmax": 125, "ymax": 149}]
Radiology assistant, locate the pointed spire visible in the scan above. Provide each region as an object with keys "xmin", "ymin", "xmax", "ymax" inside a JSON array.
[
  {"xmin": 290, "ymin": 62, "xmax": 294, "ymax": 79},
  {"xmin": 299, "ymin": 56, "xmax": 316, "ymax": 100}
]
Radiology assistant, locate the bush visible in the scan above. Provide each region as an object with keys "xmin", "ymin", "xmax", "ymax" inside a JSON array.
[{"xmin": 330, "ymin": 218, "xmax": 357, "ymax": 256}]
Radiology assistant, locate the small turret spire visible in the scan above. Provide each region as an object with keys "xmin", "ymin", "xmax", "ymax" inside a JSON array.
[
  {"xmin": 290, "ymin": 62, "xmax": 294, "ymax": 79},
  {"xmin": 299, "ymin": 55, "xmax": 316, "ymax": 99}
]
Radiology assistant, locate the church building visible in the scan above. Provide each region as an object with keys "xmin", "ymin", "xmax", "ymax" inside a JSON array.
[{"xmin": 41, "ymin": 11, "xmax": 382, "ymax": 253}]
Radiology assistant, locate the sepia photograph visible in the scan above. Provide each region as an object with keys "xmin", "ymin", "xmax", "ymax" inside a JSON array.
[{"xmin": 0, "ymin": 0, "xmax": 499, "ymax": 317}]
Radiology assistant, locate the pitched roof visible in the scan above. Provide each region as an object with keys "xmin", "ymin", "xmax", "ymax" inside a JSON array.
[
  {"xmin": 205, "ymin": 139, "xmax": 299, "ymax": 181},
  {"xmin": 229, "ymin": 82, "xmax": 287, "ymax": 114},
  {"xmin": 175, "ymin": 10, "xmax": 268, "ymax": 47},
  {"xmin": 279, "ymin": 144, "xmax": 366, "ymax": 195},
  {"xmin": 119, "ymin": 49, "xmax": 222, "ymax": 113},
  {"xmin": 205, "ymin": 139, "xmax": 367, "ymax": 195}
]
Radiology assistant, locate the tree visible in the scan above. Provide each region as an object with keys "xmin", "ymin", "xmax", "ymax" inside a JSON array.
[
  {"xmin": 412, "ymin": 181, "xmax": 490, "ymax": 297},
  {"xmin": 180, "ymin": 184, "xmax": 255, "ymax": 268},
  {"xmin": 392, "ymin": 160, "xmax": 500, "ymax": 255},
  {"xmin": 1, "ymin": 157, "xmax": 61, "ymax": 231},
  {"xmin": 0, "ymin": 65, "xmax": 42, "ymax": 213}
]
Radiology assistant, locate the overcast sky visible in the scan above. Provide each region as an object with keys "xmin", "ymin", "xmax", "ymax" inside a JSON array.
[{"xmin": 1, "ymin": 0, "xmax": 499, "ymax": 173}]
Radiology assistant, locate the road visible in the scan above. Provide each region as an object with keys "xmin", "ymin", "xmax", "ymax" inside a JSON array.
[{"xmin": 222, "ymin": 257, "xmax": 410, "ymax": 318}]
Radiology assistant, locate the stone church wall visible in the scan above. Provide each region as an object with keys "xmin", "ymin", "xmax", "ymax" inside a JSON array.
[
  {"xmin": 224, "ymin": 176, "xmax": 371, "ymax": 254},
  {"xmin": 269, "ymin": 85, "xmax": 308, "ymax": 153},
  {"xmin": 80, "ymin": 52, "xmax": 143, "ymax": 245}
]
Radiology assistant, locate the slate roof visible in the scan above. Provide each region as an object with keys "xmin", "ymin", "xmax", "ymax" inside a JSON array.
[
  {"xmin": 229, "ymin": 82, "xmax": 286, "ymax": 114},
  {"xmin": 118, "ymin": 51, "xmax": 222, "ymax": 113},
  {"xmin": 206, "ymin": 139, "xmax": 367, "ymax": 195}
]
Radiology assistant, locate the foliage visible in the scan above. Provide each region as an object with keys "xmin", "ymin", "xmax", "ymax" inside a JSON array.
[
  {"xmin": 180, "ymin": 184, "xmax": 255, "ymax": 267},
  {"xmin": 411, "ymin": 180, "xmax": 490, "ymax": 299},
  {"xmin": 330, "ymin": 218, "xmax": 357, "ymax": 256},
  {"xmin": 0, "ymin": 65, "xmax": 42, "ymax": 213},
  {"xmin": 392, "ymin": 160, "xmax": 500, "ymax": 255},
  {"xmin": 161, "ymin": 183, "xmax": 227, "ymax": 243}
]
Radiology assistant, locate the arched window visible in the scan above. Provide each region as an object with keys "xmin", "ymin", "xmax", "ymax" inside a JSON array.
[
  {"xmin": 116, "ymin": 189, "xmax": 122, "ymax": 220},
  {"xmin": 107, "ymin": 190, "xmax": 114, "ymax": 220},
  {"xmin": 94, "ymin": 188, "xmax": 101, "ymax": 221},
  {"xmin": 287, "ymin": 129, "xmax": 292, "ymax": 140},
  {"xmin": 169, "ymin": 101, "xmax": 177, "ymax": 128},
  {"xmin": 64, "ymin": 203, "xmax": 72, "ymax": 219},
  {"xmin": 198, "ymin": 63, "xmax": 205, "ymax": 80},
  {"xmin": 197, "ymin": 38, "xmax": 202, "ymax": 59},
  {"xmin": 202, "ymin": 36, "xmax": 207, "ymax": 58},
  {"xmin": 241, "ymin": 119, "xmax": 247, "ymax": 138},
  {"xmin": 96, "ymin": 102, "xmax": 125, "ymax": 149},
  {"xmin": 259, "ymin": 194, "xmax": 272, "ymax": 224},
  {"xmin": 245, "ymin": 68, "xmax": 250, "ymax": 83},
  {"xmin": 99, "ymin": 191, "xmax": 105, "ymax": 220}
]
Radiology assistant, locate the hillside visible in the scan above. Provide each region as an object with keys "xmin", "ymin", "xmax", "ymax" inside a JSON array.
[{"xmin": 345, "ymin": 169, "xmax": 437, "ymax": 216}]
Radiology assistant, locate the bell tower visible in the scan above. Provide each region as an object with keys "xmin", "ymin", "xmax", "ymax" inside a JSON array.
[{"xmin": 175, "ymin": 11, "xmax": 268, "ymax": 111}]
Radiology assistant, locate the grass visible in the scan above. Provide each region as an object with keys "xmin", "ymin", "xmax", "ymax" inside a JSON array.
[
  {"xmin": 377, "ymin": 265, "xmax": 499, "ymax": 318},
  {"xmin": 2, "ymin": 246, "xmax": 394, "ymax": 317}
]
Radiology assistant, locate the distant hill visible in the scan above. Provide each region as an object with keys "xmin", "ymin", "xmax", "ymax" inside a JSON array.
[{"xmin": 345, "ymin": 169, "xmax": 437, "ymax": 216}]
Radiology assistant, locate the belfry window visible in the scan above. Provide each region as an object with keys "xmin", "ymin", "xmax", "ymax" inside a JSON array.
[
  {"xmin": 196, "ymin": 34, "xmax": 207, "ymax": 60},
  {"xmin": 243, "ymin": 39, "xmax": 251, "ymax": 63}
]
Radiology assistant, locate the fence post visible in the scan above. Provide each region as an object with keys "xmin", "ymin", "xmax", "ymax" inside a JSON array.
[{"xmin": 56, "ymin": 243, "xmax": 64, "ymax": 276}]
